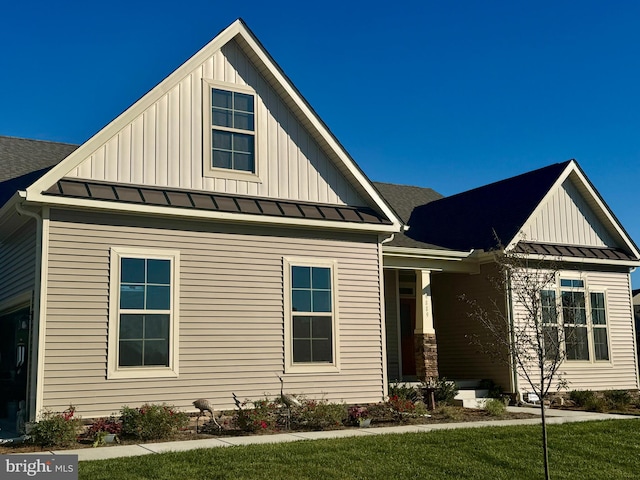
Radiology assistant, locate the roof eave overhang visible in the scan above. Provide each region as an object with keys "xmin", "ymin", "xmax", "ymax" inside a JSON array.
[
  {"xmin": 23, "ymin": 193, "xmax": 400, "ymax": 234},
  {"xmin": 383, "ymin": 245, "xmax": 475, "ymax": 261},
  {"xmin": 0, "ymin": 192, "xmax": 23, "ymax": 225}
]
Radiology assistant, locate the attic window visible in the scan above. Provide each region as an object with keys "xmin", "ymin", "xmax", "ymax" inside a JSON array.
[{"xmin": 203, "ymin": 80, "xmax": 259, "ymax": 181}]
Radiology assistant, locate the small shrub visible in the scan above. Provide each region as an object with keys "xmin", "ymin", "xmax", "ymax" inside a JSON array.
[
  {"xmin": 347, "ymin": 405, "xmax": 369, "ymax": 426},
  {"xmin": 120, "ymin": 403, "xmax": 189, "ymax": 441},
  {"xmin": 293, "ymin": 399, "xmax": 347, "ymax": 430},
  {"xmin": 424, "ymin": 377, "xmax": 459, "ymax": 406},
  {"xmin": 569, "ymin": 390, "xmax": 595, "ymax": 408},
  {"xmin": 388, "ymin": 383, "xmax": 421, "ymax": 402},
  {"xmin": 30, "ymin": 406, "xmax": 83, "ymax": 448},
  {"xmin": 585, "ymin": 396, "xmax": 608, "ymax": 413},
  {"xmin": 86, "ymin": 416, "xmax": 122, "ymax": 436},
  {"xmin": 232, "ymin": 398, "xmax": 280, "ymax": 432},
  {"xmin": 603, "ymin": 390, "xmax": 632, "ymax": 410},
  {"xmin": 365, "ymin": 403, "xmax": 395, "ymax": 423},
  {"xmin": 484, "ymin": 398, "xmax": 506, "ymax": 417},
  {"xmin": 479, "ymin": 379, "xmax": 503, "ymax": 399},
  {"xmin": 434, "ymin": 405, "xmax": 462, "ymax": 421},
  {"xmin": 388, "ymin": 395, "xmax": 416, "ymax": 415}
]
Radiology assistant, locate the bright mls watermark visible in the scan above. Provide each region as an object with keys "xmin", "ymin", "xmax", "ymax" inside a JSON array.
[{"xmin": 2, "ymin": 455, "xmax": 77, "ymax": 479}]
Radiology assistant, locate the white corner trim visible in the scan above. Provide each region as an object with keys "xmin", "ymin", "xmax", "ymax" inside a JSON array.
[{"xmin": 36, "ymin": 208, "xmax": 49, "ymax": 419}]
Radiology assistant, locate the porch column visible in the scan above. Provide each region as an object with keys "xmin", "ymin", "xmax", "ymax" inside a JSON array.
[{"xmin": 414, "ymin": 269, "xmax": 439, "ymax": 380}]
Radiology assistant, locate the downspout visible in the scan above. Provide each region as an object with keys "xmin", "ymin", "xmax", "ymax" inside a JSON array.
[
  {"xmin": 505, "ymin": 267, "xmax": 520, "ymax": 401},
  {"xmin": 379, "ymin": 233, "xmax": 395, "ymax": 400},
  {"xmin": 15, "ymin": 198, "xmax": 45, "ymax": 422}
]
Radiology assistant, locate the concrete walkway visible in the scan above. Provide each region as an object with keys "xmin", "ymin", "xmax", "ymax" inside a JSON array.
[{"xmin": 21, "ymin": 407, "xmax": 640, "ymax": 461}]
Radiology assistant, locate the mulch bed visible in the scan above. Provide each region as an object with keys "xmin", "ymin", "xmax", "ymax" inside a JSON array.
[{"xmin": 0, "ymin": 407, "xmax": 538, "ymax": 455}]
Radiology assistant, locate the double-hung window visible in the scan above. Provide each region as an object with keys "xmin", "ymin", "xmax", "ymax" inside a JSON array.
[
  {"xmin": 203, "ymin": 80, "xmax": 257, "ymax": 178},
  {"xmin": 284, "ymin": 258, "xmax": 339, "ymax": 373},
  {"xmin": 108, "ymin": 247, "xmax": 180, "ymax": 379},
  {"xmin": 545, "ymin": 278, "xmax": 609, "ymax": 363}
]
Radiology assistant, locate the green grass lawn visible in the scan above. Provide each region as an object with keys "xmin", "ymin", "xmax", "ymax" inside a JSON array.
[{"xmin": 79, "ymin": 419, "xmax": 640, "ymax": 479}]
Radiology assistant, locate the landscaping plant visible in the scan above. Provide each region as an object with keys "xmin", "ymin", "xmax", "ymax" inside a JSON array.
[
  {"xmin": 30, "ymin": 405, "xmax": 83, "ymax": 448},
  {"xmin": 120, "ymin": 403, "xmax": 189, "ymax": 441}
]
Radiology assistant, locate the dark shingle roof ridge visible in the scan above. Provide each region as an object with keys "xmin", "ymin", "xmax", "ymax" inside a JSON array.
[
  {"xmin": 404, "ymin": 160, "xmax": 574, "ymax": 251},
  {"xmin": 0, "ymin": 134, "xmax": 80, "ymax": 147},
  {"xmin": 431, "ymin": 160, "xmax": 573, "ymax": 204}
]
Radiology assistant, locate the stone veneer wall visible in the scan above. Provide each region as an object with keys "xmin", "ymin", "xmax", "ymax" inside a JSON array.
[{"xmin": 415, "ymin": 333, "xmax": 438, "ymax": 381}]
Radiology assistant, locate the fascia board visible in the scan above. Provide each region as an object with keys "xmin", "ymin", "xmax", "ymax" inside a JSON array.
[
  {"xmin": 24, "ymin": 19, "xmax": 401, "ymax": 230},
  {"xmin": 25, "ymin": 193, "xmax": 399, "ymax": 234},
  {"xmin": 25, "ymin": 20, "xmax": 245, "ymax": 197},
  {"xmin": 383, "ymin": 246, "xmax": 474, "ymax": 261},
  {"xmin": 506, "ymin": 160, "xmax": 640, "ymax": 259}
]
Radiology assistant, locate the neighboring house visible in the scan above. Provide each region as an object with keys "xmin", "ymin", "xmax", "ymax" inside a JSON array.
[
  {"xmin": 634, "ymin": 289, "xmax": 640, "ymax": 366},
  {"xmin": 0, "ymin": 19, "xmax": 638, "ymax": 428}
]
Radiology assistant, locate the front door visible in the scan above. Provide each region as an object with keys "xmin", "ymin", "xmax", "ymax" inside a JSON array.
[
  {"xmin": 0, "ymin": 306, "xmax": 30, "ymax": 435},
  {"xmin": 399, "ymin": 298, "xmax": 416, "ymax": 379}
]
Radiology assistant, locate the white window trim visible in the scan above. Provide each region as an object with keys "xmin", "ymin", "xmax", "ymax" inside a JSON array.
[
  {"xmin": 554, "ymin": 275, "xmax": 612, "ymax": 365},
  {"xmin": 202, "ymin": 78, "xmax": 262, "ymax": 182},
  {"xmin": 108, "ymin": 247, "xmax": 180, "ymax": 379},
  {"xmin": 283, "ymin": 257, "xmax": 340, "ymax": 374}
]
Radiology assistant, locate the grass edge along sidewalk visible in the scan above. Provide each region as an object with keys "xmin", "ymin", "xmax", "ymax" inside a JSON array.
[{"xmin": 77, "ymin": 419, "xmax": 640, "ymax": 480}]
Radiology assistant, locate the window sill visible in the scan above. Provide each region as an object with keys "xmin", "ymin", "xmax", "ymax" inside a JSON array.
[
  {"xmin": 203, "ymin": 167, "xmax": 263, "ymax": 183},
  {"xmin": 107, "ymin": 367, "xmax": 179, "ymax": 380},
  {"xmin": 284, "ymin": 363, "xmax": 340, "ymax": 375}
]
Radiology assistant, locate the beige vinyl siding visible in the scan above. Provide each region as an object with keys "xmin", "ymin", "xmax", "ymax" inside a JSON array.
[
  {"xmin": 383, "ymin": 269, "xmax": 400, "ymax": 380},
  {"xmin": 523, "ymin": 178, "xmax": 618, "ymax": 247},
  {"xmin": 431, "ymin": 264, "xmax": 512, "ymax": 391},
  {"xmin": 66, "ymin": 40, "xmax": 364, "ymax": 207},
  {"xmin": 512, "ymin": 269, "xmax": 638, "ymax": 391},
  {"xmin": 0, "ymin": 219, "xmax": 36, "ymax": 306},
  {"xmin": 42, "ymin": 209, "xmax": 384, "ymax": 417}
]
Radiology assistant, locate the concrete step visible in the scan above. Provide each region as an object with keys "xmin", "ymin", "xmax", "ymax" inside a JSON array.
[
  {"xmin": 454, "ymin": 398, "xmax": 490, "ymax": 409},
  {"xmin": 454, "ymin": 389, "xmax": 489, "ymax": 400}
]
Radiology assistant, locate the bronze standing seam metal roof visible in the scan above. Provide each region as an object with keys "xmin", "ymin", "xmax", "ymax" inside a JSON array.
[
  {"xmin": 43, "ymin": 178, "xmax": 392, "ymax": 225},
  {"xmin": 513, "ymin": 241, "xmax": 636, "ymax": 262}
]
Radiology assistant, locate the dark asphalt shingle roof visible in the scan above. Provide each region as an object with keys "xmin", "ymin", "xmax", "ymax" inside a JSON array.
[
  {"xmin": 0, "ymin": 136, "xmax": 77, "ymax": 182},
  {"xmin": 373, "ymin": 182, "xmax": 446, "ymax": 249},
  {"xmin": 404, "ymin": 161, "xmax": 572, "ymax": 251}
]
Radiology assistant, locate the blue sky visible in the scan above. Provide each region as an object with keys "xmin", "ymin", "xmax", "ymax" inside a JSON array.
[{"xmin": 2, "ymin": 1, "xmax": 639, "ymax": 285}]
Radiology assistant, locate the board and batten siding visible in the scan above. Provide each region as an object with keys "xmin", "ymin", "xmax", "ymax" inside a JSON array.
[
  {"xmin": 42, "ymin": 209, "xmax": 384, "ymax": 418},
  {"xmin": 0, "ymin": 219, "xmax": 36, "ymax": 307},
  {"xmin": 511, "ymin": 269, "xmax": 639, "ymax": 391},
  {"xmin": 431, "ymin": 264, "xmax": 513, "ymax": 391},
  {"xmin": 65, "ymin": 39, "xmax": 365, "ymax": 207},
  {"xmin": 522, "ymin": 178, "xmax": 618, "ymax": 247}
]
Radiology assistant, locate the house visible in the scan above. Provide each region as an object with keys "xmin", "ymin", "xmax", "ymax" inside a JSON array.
[
  {"xmin": 0, "ymin": 19, "xmax": 638, "ymax": 430},
  {"xmin": 377, "ymin": 163, "xmax": 640, "ymax": 394}
]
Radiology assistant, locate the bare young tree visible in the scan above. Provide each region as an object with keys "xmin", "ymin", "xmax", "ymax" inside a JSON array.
[{"xmin": 461, "ymin": 245, "xmax": 573, "ymax": 480}]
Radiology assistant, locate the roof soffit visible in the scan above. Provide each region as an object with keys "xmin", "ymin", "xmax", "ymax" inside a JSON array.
[{"xmin": 24, "ymin": 19, "xmax": 401, "ymax": 230}]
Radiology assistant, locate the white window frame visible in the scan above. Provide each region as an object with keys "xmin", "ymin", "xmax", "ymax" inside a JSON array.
[
  {"xmin": 108, "ymin": 247, "xmax": 180, "ymax": 379},
  {"xmin": 202, "ymin": 79, "xmax": 262, "ymax": 182},
  {"xmin": 548, "ymin": 276, "xmax": 612, "ymax": 365},
  {"xmin": 283, "ymin": 257, "xmax": 340, "ymax": 374}
]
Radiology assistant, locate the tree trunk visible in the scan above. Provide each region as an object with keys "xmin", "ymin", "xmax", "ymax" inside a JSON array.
[{"xmin": 540, "ymin": 375, "xmax": 550, "ymax": 480}]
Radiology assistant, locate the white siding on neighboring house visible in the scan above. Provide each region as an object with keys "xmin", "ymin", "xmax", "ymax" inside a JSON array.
[
  {"xmin": 0, "ymin": 219, "xmax": 36, "ymax": 307},
  {"xmin": 65, "ymin": 40, "xmax": 365, "ymax": 207},
  {"xmin": 42, "ymin": 209, "xmax": 384, "ymax": 418},
  {"xmin": 510, "ymin": 269, "xmax": 638, "ymax": 391},
  {"xmin": 522, "ymin": 178, "xmax": 618, "ymax": 247}
]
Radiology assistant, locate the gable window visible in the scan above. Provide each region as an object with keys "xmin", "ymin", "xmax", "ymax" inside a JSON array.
[
  {"xmin": 544, "ymin": 277, "xmax": 609, "ymax": 363},
  {"xmin": 203, "ymin": 80, "xmax": 258, "ymax": 180},
  {"xmin": 284, "ymin": 258, "xmax": 339, "ymax": 373},
  {"xmin": 108, "ymin": 247, "xmax": 180, "ymax": 379}
]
